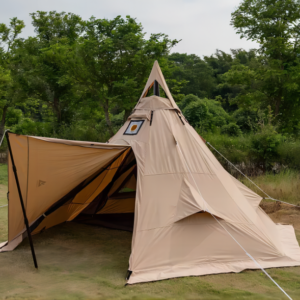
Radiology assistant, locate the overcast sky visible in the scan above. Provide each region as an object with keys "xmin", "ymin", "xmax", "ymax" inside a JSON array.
[{"xmin": 1, "ymin": 0, "xmax": 258, "ymax": 57}]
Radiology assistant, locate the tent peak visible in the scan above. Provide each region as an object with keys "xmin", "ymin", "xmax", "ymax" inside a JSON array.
[{"xmin": 135, "ymin": 61, "xmax": 180, "ymax": 110}]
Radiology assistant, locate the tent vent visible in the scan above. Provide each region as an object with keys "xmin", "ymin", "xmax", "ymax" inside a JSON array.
[
  {"xmin": 150, "ymin": 111, "xmax": 154, "ymax": 126},
  {"xmin": 153, "ymin": 80, "xmax": 160, "ymax": 96}
]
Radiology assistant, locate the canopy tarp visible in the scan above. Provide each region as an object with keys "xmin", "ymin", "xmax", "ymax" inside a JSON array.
[{"xmin": 1, "ymin": 134, "xmax": 131, "ymax": 249}]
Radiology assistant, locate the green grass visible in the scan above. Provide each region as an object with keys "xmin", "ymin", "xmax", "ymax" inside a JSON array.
[
  {"xmin": 241, "ymin": 169, "xmax": 300, "ymax": 205},
  {"xmin": 0, "ymin": 163, "xmax": 7, "ymax": 186},
  {"xmin": 0, "ymin": 163, "xmax": 300, "ymax": 299},
  {"xmin": 0, "ymin": 221, "xmax": 299, "ymax": 300}
]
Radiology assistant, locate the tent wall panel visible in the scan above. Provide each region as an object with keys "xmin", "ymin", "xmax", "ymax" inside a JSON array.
[{"xmin": 97, "ymin": 198, "xmax": 135, "ymax": 214}]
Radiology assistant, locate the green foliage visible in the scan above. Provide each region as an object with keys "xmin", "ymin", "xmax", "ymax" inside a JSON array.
[
  {"xmin": 5, "ymin": 108, "xmax": 23, "ymax": 127},
  {"xmin": 249, "ymin": 125, "xmax": 282, "ymax": 172},
  {"xmin": 183, "ymin": 99, "xmax": 209, "ymax": 128},
  {"xmin": 221, "ymin": 123, "xmax": 242, "ymax": 136},
  {"xmin": 0, "ymin": 164, "xmax": 7, "ymax": 185},
  {"xmin": 232, "ymin": 108, "xmax": 260, "ymax": 133},
  {"xmin": 168, "ymin": 53, "xmax": 216, "ymax": 98},
  {"xmin": 0, "ymin": 17, "xmax": 27, "ymax": 139},
  {"xmin": 12, "ymin": 118, "xmax": 52, "ymax": 137},
  {"xmin": 178, "ymin": 94, "xmax": 198, "ymax": 110},
  {"xmin": 278, "ymin": 139, "xmax": 300, "ymax": 170},
  {"xmin": 182, "ymin": 95, "xmax": 232, "ymax": 133},
  {"xmin": 203, "ymin": 132, "xmax": 251, "ymax": 165},
  {"xmin": 228, "ymin": 0, "xmax": 300, "ymax": 134},
  {"xmin": 30, "ymin": 11, "xmax": 82, "ymax": 44},
  {"xmin": 0, "ymin": 8, "xmax": 300, "ymax": 173}
]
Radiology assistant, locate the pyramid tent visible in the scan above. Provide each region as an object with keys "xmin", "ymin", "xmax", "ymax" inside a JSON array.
[{"xmin": 1, "ymin": 61, "xmax": 300, "ymax": 285}]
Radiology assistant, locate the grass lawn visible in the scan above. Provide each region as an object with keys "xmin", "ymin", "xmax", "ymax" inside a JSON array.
[{"xmin": 0, "ymin": 163, "xmax": 300, "ymax": 299}]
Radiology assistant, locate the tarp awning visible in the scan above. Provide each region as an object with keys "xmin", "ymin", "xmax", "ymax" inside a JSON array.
[{"xmin": 7, "ymin": 133, "xmax": 130, "ymax": 241}]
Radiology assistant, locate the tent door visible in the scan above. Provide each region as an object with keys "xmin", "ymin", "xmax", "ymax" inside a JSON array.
[{"xmin": 74, "ymin": 149, "xmax": 137, "ymax": 232}]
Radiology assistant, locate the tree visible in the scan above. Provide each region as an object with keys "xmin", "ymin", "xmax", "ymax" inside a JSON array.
[
  {"xmin": 0, "ymin": 17, "xmax": 26, "ymax": 139},
  {"xmin": 228, "ymin": 0, "xmax": 300, "ymax": 134},
  {"xmin": 168, "ymin": 53, "xmax": 216, "ymax": 98},
  {"xmin": 68, "ymin": 16, "xmax": 178, "ymax": 135},
  {"xmin": 27, "ymin": 11, "xmax": 83, "ymax": 126}
]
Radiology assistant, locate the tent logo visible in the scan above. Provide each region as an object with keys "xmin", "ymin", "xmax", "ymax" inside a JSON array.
[
  {"xmin": 130, "ymin": 124, "xmax": 138, "ymax": 132},
  {"xmin": 38, "ymin": 180, "xmax": 46, "ymax": 187}
]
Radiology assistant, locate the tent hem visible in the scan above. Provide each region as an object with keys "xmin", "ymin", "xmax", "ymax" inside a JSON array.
[{"xmin": 127, "ymin": 257, "xmax": 300, "ymax": 285}]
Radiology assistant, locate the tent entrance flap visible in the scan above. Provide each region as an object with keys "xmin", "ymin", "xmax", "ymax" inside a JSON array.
[
  {"xmin": 30, "ymin": 147, "xmax": 137, "ymax": 234},
  {"xmin": 74, "ymin": 148, "xmax": 137, "ymax": 231}
]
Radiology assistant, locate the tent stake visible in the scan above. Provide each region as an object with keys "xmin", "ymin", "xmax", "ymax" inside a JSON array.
[{"xmin": 6, "ymin": 131, "xmax": 38, "ymax": 269}]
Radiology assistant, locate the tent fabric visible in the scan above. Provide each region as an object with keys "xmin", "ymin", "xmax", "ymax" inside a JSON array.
[
  {"xmin": 109, "ymin": 61, "xmax": 300, "ymax": 284},
  {"xmin": 0, "ymin": 136, "xmax": 130, "ymax": 251},
  {"xmin": 137, "ymin": 61, "xmax": 178, "ymax": 109},
  {"xmin": 1, "ymin": 60, "xmax": 300, "ymax": 285}
]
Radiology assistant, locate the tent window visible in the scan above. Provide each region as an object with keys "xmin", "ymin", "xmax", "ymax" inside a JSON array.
[{"xmin": 124, "ymin": 120, "xmax": 144, "ymax": 135}]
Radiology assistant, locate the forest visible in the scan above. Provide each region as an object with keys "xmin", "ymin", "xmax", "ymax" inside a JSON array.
[{"xmin": 1, "ymin": 0, "xmax": 300, "ymax": 174}]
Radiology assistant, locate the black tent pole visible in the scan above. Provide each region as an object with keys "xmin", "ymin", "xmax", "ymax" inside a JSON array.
[{"xmin": 5, "ymin": 131, "xmax": 38, "ymax": 269}]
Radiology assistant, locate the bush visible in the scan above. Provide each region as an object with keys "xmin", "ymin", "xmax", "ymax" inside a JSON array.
[
  {"xmin": 232, "ymin": 108, "xmax": 259, "ymax": 133},
  {"xmin": 278, "ymin": 139, "xmax": 300, "ymax": 170},
  {"xmin": 178, "ymin": 94, "xmax": 199, "ymax": 110},
  {"xmin": 6, "ymin": 108, "xmax": 23, "ymax": 127},
  {"xmin": 57, "ymin": 123, "xmax": 106, "ymax": 142},
  {"xmin": 202, "ymin": 132, "xmax": 250, "ymax": 165},
  {"xmin": 182, "ymin": 95, "xmax": 232, "ymax": 133},
  {"xmin": 221, "ymin": 123, "xmax": 242, "ymax": 136},
  {"xmin": 182, "ymin": 100, "xmax": 209, "ymax": 128},
  {"xmin": 249, "ymin": 125, "xmax": 282, "ymax": 173},
  {"xmin": 13, "ymin": 118, "xmax": 51, "ymax": 136}
]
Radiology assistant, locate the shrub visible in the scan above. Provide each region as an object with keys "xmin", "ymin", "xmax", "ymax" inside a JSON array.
[
  {"xmin": 6, "ymin": 108, "xmax": 23, "ymax": 127},
  {"xmin": 182, "ymin": 95, "xmax": 232, "ymax": 133},
  {"xmin": 249, "ymin": 125, "xmax": 282, "ymax": 173},
  {"xmin": 221, "ymin": 123, "xmax": 242, "ymax": 136},
  {"xmin": 178, "ymin": 94, "xmax": 199, "ymax": 110},
  {"xmin": 202, "ymin": 132, "xmax": 250, "ymax": 165},
  {"xmin": 183, "ymin": 100, "xmax": 209, "ymax": 128},
  {"xmin": 278, "ymin": 139, "xmax": 300, "ymax": 170},
  {"xmin": 232, "ymin": 108, "xmax": 259, "ymax": 133}
]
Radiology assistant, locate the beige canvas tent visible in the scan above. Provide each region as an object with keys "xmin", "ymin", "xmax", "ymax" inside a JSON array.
[{"xmin": 1, "ymin": 61, "xmax": 300, "ymax": 285}]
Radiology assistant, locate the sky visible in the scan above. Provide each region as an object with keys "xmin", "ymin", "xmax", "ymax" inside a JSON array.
[{"xmin": 0, "ymin": 0, "xmax": 259, "ymax": 57}]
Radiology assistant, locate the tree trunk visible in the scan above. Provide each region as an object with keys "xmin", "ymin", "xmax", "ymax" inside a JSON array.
[
  {"xmin": 123, "ymin": 108, "xmax": 132, "ymax": 123},
  {"xmin": 103, "ymin": 101, "xmax": 114, "ymax": 136},
  {"xmin": 0, "ymin": 105, "xmax": 8, "ymax": 142},
  {"xmin": 274, "ymin": 97, "xmax": 281, "ymax": 117},
  {"xmin": 274, "ymin": 85, "xmax": 282, "ymax": 117},
  {"xmin": 53, "ymin": 96, "xmax": 61, "ymax": 123}
]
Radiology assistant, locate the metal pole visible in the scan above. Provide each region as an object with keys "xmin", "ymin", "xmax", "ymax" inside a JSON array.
[
  {"xmin": 153, "ymin": 80, "xmax": 160, "ymax": 96},
  {"xmin": 5, "ymin": 131, "xmax": 38, "ymax": 269}
]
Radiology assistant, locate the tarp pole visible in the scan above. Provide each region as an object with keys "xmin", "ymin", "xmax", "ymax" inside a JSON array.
[{"xmin": 6, "ymin": 131, "xmax": 38, "ymax": 269}]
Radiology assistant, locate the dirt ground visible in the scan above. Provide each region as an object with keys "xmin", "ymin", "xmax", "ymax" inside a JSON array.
[
  {"xmin": 1, "ymin": 186, "xmax": 300, "ymax": 299},
  {"xmin": 261, "ymin": 201, "xmax": 300, "ymax": 232}
]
